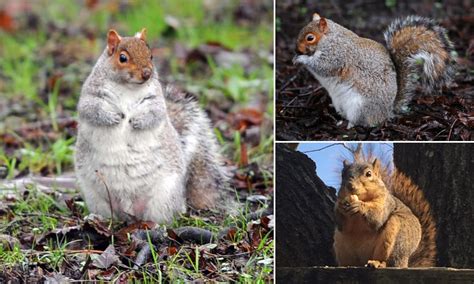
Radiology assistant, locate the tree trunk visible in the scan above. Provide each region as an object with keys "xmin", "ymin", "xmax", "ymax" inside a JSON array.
[
  {"xmin": 393, "ymin": 143, "xmax": 474, "ymax": 268},
  {"xmin": 276, "ymin": 143, "xmax": 337, "ymax": 267}
]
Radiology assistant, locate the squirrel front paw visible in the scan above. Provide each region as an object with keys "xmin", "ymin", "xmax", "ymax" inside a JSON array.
[
  {"xmin": 105, "ymin": 111, "xmax": 125, "ymax": 125},
  {"xmin": 129, "ymin": 114, "xmax": 159, "ymax": 130},
  {"xmin": 292, "ymin": 55, "xmax": 308, "ymax": 65},
  {"xmin": 339, "ymin": 195, "xmax": 363, "ymax": 216},
  {"xmin": 129, "ymin": 116, "xmax": 144, "ymax": 129}
]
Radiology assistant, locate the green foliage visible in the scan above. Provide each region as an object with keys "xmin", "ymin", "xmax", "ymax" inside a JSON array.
[
  {"xmin": 0, "ymin": 33, "xmax": 43, "ymax": 102},
  {"xmin": 17, "ymin": 137, "xmax": 74, "ymax": 175},
  {"xmin": 0, "ymin": 150, "xmax": 17, "ymax": 180},
  {"xmin": 117, "ymin": 1, "xmax": 167, "ymax": 39},
  {"xmin": 0, "ymin": 243, "xmax": 26, "ymax": 267},
  {"xmin": 119, "ymin": 0, "xmax": 271, "ymax": 50},
  {"xmin": 385, "ymin": 0, "xmax": 397, "ymax": 8}
]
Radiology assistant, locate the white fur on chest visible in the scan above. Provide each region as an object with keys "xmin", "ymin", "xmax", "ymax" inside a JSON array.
[
  {"xmin": 77, "ymin": 80, "xmax": 167, "ymax": 182},
  {"xmin": 103, "ymin": 81, "xmax": 155, "ymax": 116},
  {"xmin": 312, "ymin": 73, "xmax": 365, "ymax": 124},
  {"xmin": 86, "ymin": 81, "xmax": 159, "ymax": 152},
  {"xmin": 76, "ymin": 80, "xmax": 186, "ymax": 223}
]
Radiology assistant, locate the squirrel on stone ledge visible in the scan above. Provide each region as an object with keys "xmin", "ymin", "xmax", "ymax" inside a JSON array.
[{"xmin": 333, "ymin": 148, "xmax": 436, "ymax": 268}]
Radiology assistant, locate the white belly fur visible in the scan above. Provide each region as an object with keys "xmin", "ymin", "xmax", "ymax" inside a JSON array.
[
  {"xmin": 311, "ymin": 72, "xmax": 366, "ymax": 125},
  {"xmin": 76, "ymin": 81, "xmax": 186, "ymax": 223}
]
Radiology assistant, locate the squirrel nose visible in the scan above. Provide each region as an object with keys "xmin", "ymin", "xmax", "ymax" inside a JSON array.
[
  {"xmin": 142, "ymin": 69, "xmax": 151, "ymax": 81},
  {"xmin": 295, "ymin": 47, "xmax": 303, "ymax": 55}
]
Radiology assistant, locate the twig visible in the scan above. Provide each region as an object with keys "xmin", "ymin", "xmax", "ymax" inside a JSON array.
[
  {"xmin": 96, "ymin": 170, "xmax": 114, "ymax": 228},
  {"xmin": 278, "ymin": 69, "xmax": 301, "ymax": 93},
  {"xmin": 302, "ymin": 143, "xmax": 343, "ymax": 153},
  {"xmin": 447, "ymin": 118, "xmax": 458, "ymax": 141},
  {"xmin": 203, "ymin": 251, "xmax": 251, "ymax": 258},
  {"xmin": 65, "ymin": 249, "xmax": 105, "ymax": 254}
]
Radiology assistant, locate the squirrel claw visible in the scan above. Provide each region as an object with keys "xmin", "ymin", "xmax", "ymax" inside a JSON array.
[{"xmin": 345, "ymin": 200, "xmax": 361, "ymax": 215}]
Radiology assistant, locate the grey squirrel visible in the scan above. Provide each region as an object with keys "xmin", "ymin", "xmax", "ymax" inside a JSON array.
[
  {"xmin": 294, "ymin": 13, "xmax": 455, "ymax": 127},
  {"xmin": 334, "ymin": 151, "xmax": 436, "ymax": 267},
  {"xmin": 74, "ymin": 28, "xmax": 228, "ymax": 224}
]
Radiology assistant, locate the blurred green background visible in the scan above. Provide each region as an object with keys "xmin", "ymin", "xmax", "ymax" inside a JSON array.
[{"xmin": 0, "ymin": 0, "xmax": 274, "ymax": 177}]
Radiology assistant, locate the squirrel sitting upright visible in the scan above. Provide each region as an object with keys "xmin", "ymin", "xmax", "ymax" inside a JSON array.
[
  {"xmin": 75, "ymin": 28, "xmax": 228, "ymax": 224},
  {"xmin": 333, "ymin": 152, "xmax": 436, "ymax": 267},
  {"xmin": 294, "ymin": 13, "xmax": 455, "ymax": 127}
]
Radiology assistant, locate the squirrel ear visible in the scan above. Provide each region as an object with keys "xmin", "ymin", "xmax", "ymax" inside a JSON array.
[
  {"xmin": 372, "ymin": 158, "xmax": 381, "ymax": 172},
  {"xmin": 343, "ymin": 160, "xmax": 350, "ymax": 168},
  {"xmin": 136, "ymin": 28, "xmax": 147, "ymax": 42},
  {"xmin": 107, "ymin": 29, "xmax": 121, "ymax": 56},
  {"xmin": 319, "ymin": 18, "xmax": 329, "ymax": 34},
  {"xmin": 312, "ymin": 13, "xmax": 321, "ymax": 21}
]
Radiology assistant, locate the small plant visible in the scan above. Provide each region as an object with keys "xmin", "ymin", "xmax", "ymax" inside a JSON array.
[{"xmin": 0, "ymin": 150, "xmax": 17, "ymax": 179}]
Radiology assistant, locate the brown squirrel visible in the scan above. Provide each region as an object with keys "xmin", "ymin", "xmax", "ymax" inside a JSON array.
[
  {"xmin": 333, "ymin": 152, "xmax": 436, "ymax": 267},
  {"xmin": 75, "ymin": 29, "xmax": 229, "ymax": 224},
  {"xmin": 294, "ymin": 13, "xmax": 455, "ymax": 127}
]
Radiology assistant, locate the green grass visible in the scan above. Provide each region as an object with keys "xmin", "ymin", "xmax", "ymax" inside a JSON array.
[
  {"xmin": 119, "ymin": 0, "xmax": 271, "ymax": 51},
  {"xmin": 14, "ymin": 137, "xmax": 75, "ymax": 176},
  {"xmin": 0, "ymin": 32, "xmax": 44, "ymax": 103}
]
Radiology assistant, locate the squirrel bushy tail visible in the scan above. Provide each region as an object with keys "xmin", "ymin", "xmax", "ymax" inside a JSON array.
[
  {"xmin": 384, "ymin": 16, "xmax": 455, "ymax": 112},
  {"xmin": 163, "ymin": 86, "xmax": 237, "ymax": 214},
  {"xmin": 386, "ymin": 170, "xmax": 437, "ymax": 266}
]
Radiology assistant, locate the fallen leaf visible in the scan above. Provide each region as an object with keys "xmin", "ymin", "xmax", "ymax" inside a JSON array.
[{"xmin": 92, "ymin": 244, "xmax": 120, "ymax": 269}]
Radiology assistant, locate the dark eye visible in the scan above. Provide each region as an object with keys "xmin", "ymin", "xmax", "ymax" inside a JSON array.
[
  {"xmin": 150, "ymin": 55, "xmax": 153, "ymax": 60},
  {"xmin": 306, "ymin": 34, "xmax": 315, "ymax": 42},
  {"xmin": 365, "ymin": 171, "xmax": 372, "ymax": 178},
  {"xmin": 119, "ymin": 53, "xmax": 128, "ymax": 63}
]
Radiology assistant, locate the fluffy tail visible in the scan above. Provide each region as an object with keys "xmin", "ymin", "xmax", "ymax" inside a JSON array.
[
  {"xmin": 164, "ymin": 86, "xmax": 235, "ymax": 213},
  {"xmin": 384, "ymin": 16, "xmax": 455, "ymax": 112},
  {"xmin": 387, "ymin": 170, "xmax": 437, "ymax": 266}
]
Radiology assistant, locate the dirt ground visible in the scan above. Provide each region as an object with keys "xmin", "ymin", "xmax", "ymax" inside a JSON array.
[{"xmin": 276, "ymin": 0, "xmax": 473, "ymax": 141}]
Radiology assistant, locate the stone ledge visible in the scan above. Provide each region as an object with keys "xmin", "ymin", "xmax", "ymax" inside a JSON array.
[{"xmin": 277, "ymin": 266, "xmax": 474, "ymax": 284}]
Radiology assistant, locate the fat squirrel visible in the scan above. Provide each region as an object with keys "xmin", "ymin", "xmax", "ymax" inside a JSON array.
[
  {"xmin": 75, "ymin": 29, "xmax": 228, "ymax": 224},
  {"xmin": 334, "ymin": 153, "xmax": 436, "ymax": 267},
  {"xmin": 294, "ymin": 13, "xmax": 455, "ymax": 127}
]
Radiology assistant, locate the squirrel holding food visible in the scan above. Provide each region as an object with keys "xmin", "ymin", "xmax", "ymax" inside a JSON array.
[
  {"xmin": 74, "ymin": 28, "xmax": 228, "ymax": 224},
  {"xmin": 294, "ymin": 13, "xmax": 455, "ymax": 127},
  {"xmin": 334, "ymin": 151, "xmax": 436, "ymax": 267}
]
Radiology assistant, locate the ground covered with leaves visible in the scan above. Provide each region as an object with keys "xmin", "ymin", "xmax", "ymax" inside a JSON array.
[
  {"xmin": 0, "ymin": 0, "xmax": 273, "ymax": 282},
  {"xmin": 276, "ymin": 0, "xmax": 473, "ymax": 141}
]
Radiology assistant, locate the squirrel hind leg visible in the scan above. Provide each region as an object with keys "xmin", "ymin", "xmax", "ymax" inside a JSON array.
[{"xmin": 370, "ymin": 216, "xmax": 401, "ymax": 267}]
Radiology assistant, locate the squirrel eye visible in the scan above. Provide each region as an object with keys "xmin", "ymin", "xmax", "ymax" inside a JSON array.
[
  {"xmin": 306, "ymin": 33, "xmax": 316, "ymax": 43},
  {"xmin": 365, "ymin": 171, "xmax": 372, "ymax": 178},
  {"xmin": 119, "ymin": 54, "xmax": 128, "ymax": 63},
  {"xmin": 150, "ymin": 55, "xmax": 153, "ymax": 60}
]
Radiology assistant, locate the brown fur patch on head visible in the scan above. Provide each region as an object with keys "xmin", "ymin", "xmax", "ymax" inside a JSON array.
[
  {"xmin": 110, "ymin": 36, "xmax": 153, "ymax": 83},
  {"xmin": 339, "ymin": 161, "xmax": 387, "ymax": 202},
  {"xmin": 295, "ymin": 16, "xmax": 329, "ymax": 55}
]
